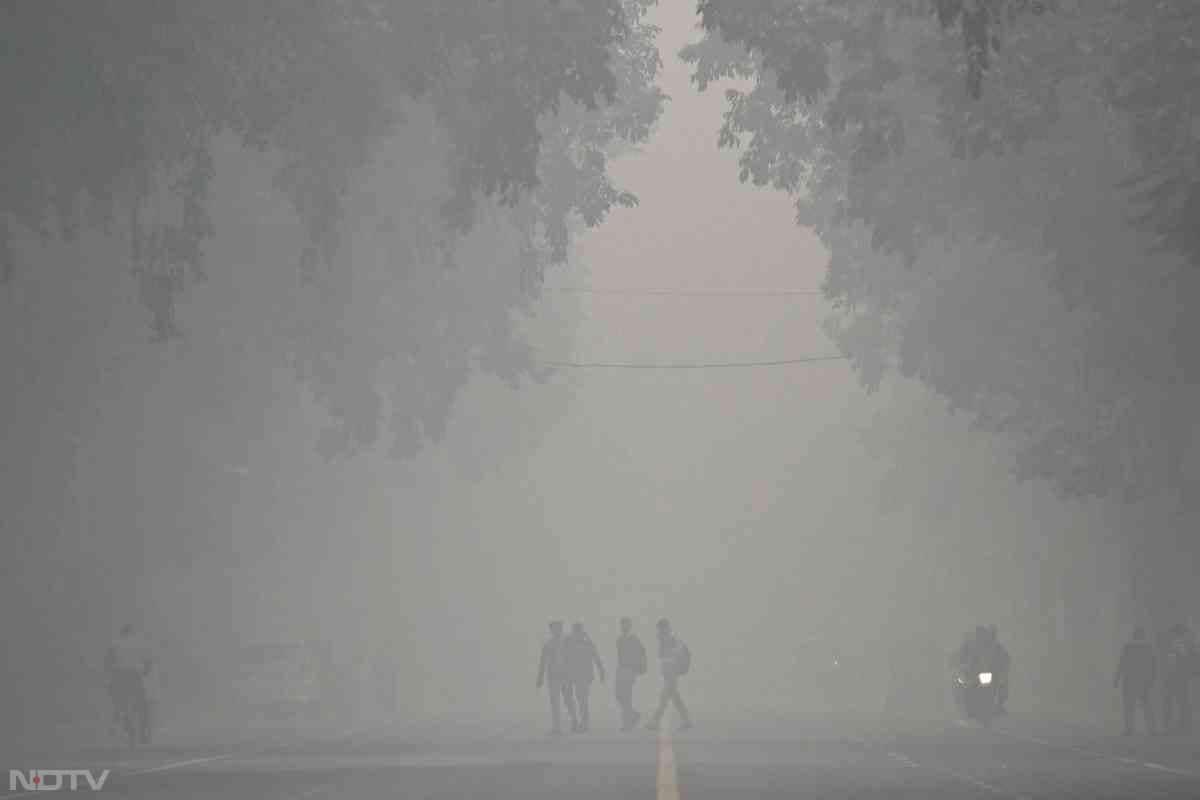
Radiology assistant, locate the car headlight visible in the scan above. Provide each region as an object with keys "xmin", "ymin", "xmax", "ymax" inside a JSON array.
[{"xmin": 979, "ymin": 672, "xmax": 993, "ymax": 686}]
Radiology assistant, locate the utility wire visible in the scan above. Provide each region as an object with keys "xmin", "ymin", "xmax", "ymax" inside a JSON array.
[
  {"xmin": 541, "ymin": 286, "xmax": 824, "ymax": 297},
  {"xmin": 533, "ymin": 287, "xmax": 840, "ymax": 368},
  {"xmin": 536, "ymin": 354, "xmax": 849, "ymax": 369}
]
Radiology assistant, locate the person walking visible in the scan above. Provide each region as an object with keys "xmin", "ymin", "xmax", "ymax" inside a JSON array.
[
  {"xmin": 615, "ymin": 617, "xmax": 647, "ymax": 731},
  {"xmin": 646, "ymin": 618, "xmax": 693, "ymax": 732},
  {"xmin": 536, "ymin": 621, "xmax": 577, "ymax": 736},
  {"xmin": 104, "ymin": 624, "xmax": 155, "ymax": 744},
  {"xmin": 565, "ymin": 622, "xmax": 605, "ymax": 733},
  {"xmin": 1114, "ymin": 627, "xmax": 1156, "ymax": 735}
]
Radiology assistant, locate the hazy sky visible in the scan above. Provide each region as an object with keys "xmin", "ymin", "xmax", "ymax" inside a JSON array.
[{"xmin": 524, "ymin": 0, "xmax": 854, "ymax": 607}]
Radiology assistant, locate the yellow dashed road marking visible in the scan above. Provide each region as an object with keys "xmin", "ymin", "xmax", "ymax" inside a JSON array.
[{"xmin": 657, "ymin": 725, "xmax": 680, "ymax": 800}]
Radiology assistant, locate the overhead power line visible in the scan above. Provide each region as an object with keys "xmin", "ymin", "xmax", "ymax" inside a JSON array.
[
  {"xmin": 541, "ymin": 286, "xmax": 824, "ymax": 297},
  {"xmin": 537, "ymin": 354, "xmax": 849, "ymax": 370}
]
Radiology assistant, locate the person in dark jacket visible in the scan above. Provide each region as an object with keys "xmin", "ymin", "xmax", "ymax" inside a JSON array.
[
  {"xmin": 646, "ymin": 618, "xmax": 693, "ymax": 732},
  {"xmin": 1114, "ymin": 627, "xmax": 1156, "ymax": 735},
  {"xmin": 615, "ymin": 617, "xmax": 647, "ymax": 731},
  {"xmin": 536, "ymin": 621, "xmax": 576, "ymax": 736},
  {"xmin": 565, "ymin": 622, "xmax": 605, "ymax": 733}
]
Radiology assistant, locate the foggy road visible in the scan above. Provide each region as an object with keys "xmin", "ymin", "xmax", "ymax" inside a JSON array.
[{"xmin": 9, "ymin": 714, "xmax": 1200, "ymax": 799}]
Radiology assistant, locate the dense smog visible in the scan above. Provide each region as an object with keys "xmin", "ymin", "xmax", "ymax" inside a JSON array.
[{"xmin": 2, "ymin": 2, "xmax": 1199, "ymax": 798}]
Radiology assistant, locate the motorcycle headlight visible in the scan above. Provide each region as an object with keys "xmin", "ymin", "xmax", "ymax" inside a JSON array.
[{"xmin": 979, "ymin": 672, "xmax": 993, "ymax": 686}]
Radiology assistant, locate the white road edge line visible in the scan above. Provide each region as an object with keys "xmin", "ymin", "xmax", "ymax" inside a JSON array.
[
  {"xmin": 888, "ymin": 751, "xmax": 1032, "ymax": 800},
  {"xmin": 127, "ymin": 753, "xmax": 234, "ymax": 775},
  {"xmin": 993, "ymin": 730, "xmax": 1198, "ymax": 778},
  {"xmin": 1143, "ymin": 761, "xmax": 1193, "ymax": 776},
  {"xmin": 125, "ymin": 718, "xmax": 404, "ymax": 777}
]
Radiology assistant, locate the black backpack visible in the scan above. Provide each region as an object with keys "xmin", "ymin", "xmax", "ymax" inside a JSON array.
[{"xmin": 676, "ymin": 641, "xmax": 692, "ymax": 676}]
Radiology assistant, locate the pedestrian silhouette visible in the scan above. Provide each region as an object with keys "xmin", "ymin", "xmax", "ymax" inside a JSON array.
[
  {"xmin": 565, "ymin": 622, "xmax": 605, "ymax": 733},
  {"xmin": 535, "ymin": 621, "xmax": 577, "ymax": 736},
  {"xmin": 1114, "ymin": 626, "xmax": 1156, "ymax": 735},
  {"xmin": 615, "ymin": 617, "xmax": 647, "ymax": 731},
  {"xmin": 646, "ymin": 618, "xmax": 692, "ymax": 732}
]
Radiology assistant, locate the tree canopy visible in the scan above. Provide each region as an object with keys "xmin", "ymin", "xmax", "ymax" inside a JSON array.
[
  {"xmin": 0, "ymin": 0, "xmax": 665, "ymax": 459},
  {"xmin": 684, "ymin": 1, "xmax": 1200, "ymax": 506}
]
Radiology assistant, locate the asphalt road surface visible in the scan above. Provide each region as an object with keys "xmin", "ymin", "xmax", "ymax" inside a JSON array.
[{"xmin": 5, "ymin": 712, "xmax": 1200, "ymax": 799}]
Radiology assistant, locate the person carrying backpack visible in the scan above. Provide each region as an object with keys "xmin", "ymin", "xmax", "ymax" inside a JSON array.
[
  {"xmin": 646, "ymin": 618, "xmax": 693, "ymax": 732},
  {"xmin": 615, "ymin": 617, "xmax": 647, "ymax": 731}
]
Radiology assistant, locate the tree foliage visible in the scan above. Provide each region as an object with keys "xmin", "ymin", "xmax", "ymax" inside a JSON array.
[
  {"xmin": 1, "ymin": 0, "xmax": 629, "ymax": 320},
  {"xmin": 0, "ymin": 0, "xmax": 664, "ymax": 458},
  {"xmin": 684, "ymin": 1, "xmax": 1200, "ymax": 503}
]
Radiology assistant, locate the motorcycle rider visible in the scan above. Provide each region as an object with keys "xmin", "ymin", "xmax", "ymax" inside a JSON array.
[
  {"xmin": 105, "ymin": 623, "xmax": 154, "ymax": 744},
  {"xmin": 956, "ymin": 625, "xmax": 1007, "ymax": 715}
]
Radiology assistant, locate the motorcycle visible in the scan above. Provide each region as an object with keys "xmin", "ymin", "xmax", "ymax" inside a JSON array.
[{"xmin": 954, "ymin": 667, "xmax": 998, "ymax": 727}]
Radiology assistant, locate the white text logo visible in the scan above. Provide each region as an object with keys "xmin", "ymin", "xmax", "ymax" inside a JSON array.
[{"xmin": 9, "ymin": 770, "xmax": 111, "ymax": 792}]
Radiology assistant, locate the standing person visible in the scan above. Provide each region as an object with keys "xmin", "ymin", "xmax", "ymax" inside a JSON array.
[
  {"xmin": 104, "ymin": 624, "xmax": 154, "ymax": 744},
  {"xmin": 1163, "ymin": 624, "xmax": 1193, "ymax": 734},
  {"xmin": 646, "ymin": 618, "xmax": 693, "ymax": 732},
  {"xmin": 615, "ymin": 617, "xmax": 647, "ymax": 732},
  {"xmin": 1113, "ymin": 627, "xmax": 1157, "ymax": 736},
  {"xmin": 565, "ymin": 622, "xmax": 605, "ymax": 733},
  {"xmin": 142, "ymin": 632, "xmax": 167, "ymax": 737},
  {"xmin": 536, "ymin": 621, "xmax": 576, "ymax": 736}
]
